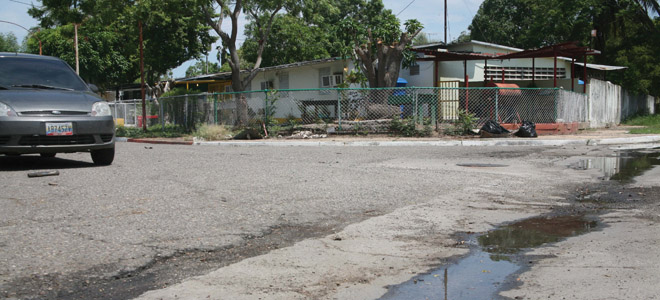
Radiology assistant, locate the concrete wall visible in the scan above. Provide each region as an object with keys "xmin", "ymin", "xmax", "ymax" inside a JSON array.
[
  {"xmin": 588, "ymin": 79, "xmax": 656, "ymax": 128},
  {"xmin": 557, "ymin": 90, "xmax": 589, "ymax": 123}
]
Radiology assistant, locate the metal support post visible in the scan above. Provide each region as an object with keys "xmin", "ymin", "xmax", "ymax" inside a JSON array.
[
  {"xmin": 160, "ymin": 99, "xmax": 165, "ymax": 129},
  {"xmin": 414, "ymin": 89, "xmax": 419, "ymax": 124},
  {"xmin": 554, "ymin": 88, "xmax": 558, "ymax": 122},
  {"xmin": 337, "ymin": 90, "xmax": 342, "ymax": 131},
  {"xmin": 264, "ymin": 90, "xmax": 269, "ymax": 126},
  {"xmin": 214, "ymin": 94, "xmax": 218, "ymax": 125},
  {"xmin": 495, "ymin": 88, "xmax": 499, "ymax": 122}
]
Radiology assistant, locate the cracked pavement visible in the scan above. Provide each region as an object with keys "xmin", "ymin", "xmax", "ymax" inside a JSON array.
[{"xmin": 1, "ymin": 142, "xmax": 657, "ymax": 299}]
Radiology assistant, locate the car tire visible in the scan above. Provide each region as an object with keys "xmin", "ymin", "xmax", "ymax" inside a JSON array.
[
  {"xmin": 91, "ymin": 147, "xmax": 114, "ymax": 166},
  {"xmin": 40, "ymin": 153, "xmax": 56, "ymax": 158}
]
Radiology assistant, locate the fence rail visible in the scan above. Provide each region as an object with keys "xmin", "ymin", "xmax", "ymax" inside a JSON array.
[{"xmin": 109, "ymin": 87, "xmax": 592, "ymax": 133}]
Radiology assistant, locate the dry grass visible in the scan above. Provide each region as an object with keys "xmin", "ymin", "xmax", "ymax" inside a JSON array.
[{"xmin": 193, "ymin": 124, "xmax": 234, "ymax": 141}]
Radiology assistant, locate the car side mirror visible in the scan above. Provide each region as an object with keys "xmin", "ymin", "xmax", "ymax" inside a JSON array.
[{"xmin": 88, "ymin": 84, "xmax": 99, "ymax": 93}]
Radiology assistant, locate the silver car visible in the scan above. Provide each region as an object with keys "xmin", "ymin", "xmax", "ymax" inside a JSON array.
[{"xmin": 0, "ymin": 53, "xmax": 115, "ymax": 165}]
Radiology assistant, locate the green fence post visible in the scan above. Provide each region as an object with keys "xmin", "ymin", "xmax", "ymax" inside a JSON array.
[
  {"xmin": 337, "ymin": 89, "xmax": 342, "ymax": 131},
  {"xmin": 214, "ymin": 93, "xmax": 218, "ymax": 125},
  {"xmin": 495, "ymin": 88, "xmax": 499, "ymax": 122},
  {"xmin": 160, "ymin": 98, "xmax": 165, "ymax": 129},
  {"xmin": 264, "ymin": 90, "xmax": 269, "ymax": 127},
  {"xmin": 554, "ymin": 88, "xmax": 558, "ymax": 122}
]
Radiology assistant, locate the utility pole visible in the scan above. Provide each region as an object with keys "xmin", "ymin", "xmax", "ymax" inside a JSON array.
[
  {"xmin": 444, "ymin": 0, "xmax": 447, "ymax": 44},
  {"xmin": 139, "ymin": 20, "xmax": 147, "ymax": 132},
  {"xmin": 74, "ymin": 23, "xmax": 80, "ymax": 74}
]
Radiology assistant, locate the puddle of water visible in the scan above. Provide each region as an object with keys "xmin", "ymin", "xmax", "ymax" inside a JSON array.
[
  {"xmin": 379, "ymin": 215, "xmax": 597, "ymax": 300},
  {"xmin": 572, "ymin": 150, "xmax": 660, "ymax": 182}
]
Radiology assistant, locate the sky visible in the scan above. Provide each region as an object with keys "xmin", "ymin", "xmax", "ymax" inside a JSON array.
[{"xmin": 0, "ymin": 0, "xmax": 484, "ymax": 79}]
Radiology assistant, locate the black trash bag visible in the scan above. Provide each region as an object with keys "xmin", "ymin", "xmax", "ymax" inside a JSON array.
[
  {"xmin": 480, "ymin": 120, "xmax": 510, "ymax": 134},
  {"xmin": 515, "ymin": 121, "xmax": 538, "ymax": 138}
]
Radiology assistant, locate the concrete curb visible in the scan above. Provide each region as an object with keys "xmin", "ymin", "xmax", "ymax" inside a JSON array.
[{"xmin": 117, "ymin": 135, "xmax": 660, "ymax": 147}]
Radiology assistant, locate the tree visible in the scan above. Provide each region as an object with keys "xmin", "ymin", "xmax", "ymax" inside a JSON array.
[
  {"xmin": 0, "ymin": 32, "xmax": 21, "ymax": 52},
  {"xmin": 469, "ymin": 0, "xmax": 595, "ymax": 49},
  {"xmin": 185, "ymin": 59, "xmax": 222, "ymax": 77},
  {"xmin": 27, "ymin": 0, "xmax": 216, "ymax": 88},
  {"xmin": 239, "ymin": 0, "xmax": 422, "ymax": 89},
  {"xmin": 202, "ymin": 0, "xmax": 285, "ymax": 125},
  {"xmin": 241, "ymin": 13, "xmax": 331, "ymax": 67},
  {"xmin": 468, "ymin": 0, "xmax": 660, "ymax": 96},
  {"xmin": 331, "ymin": 0, "xmax": 422, "ymax": 88}
]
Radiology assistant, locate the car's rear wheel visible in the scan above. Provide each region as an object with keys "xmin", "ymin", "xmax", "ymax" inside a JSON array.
[
  {"xmin": 91, "ymin": 147, "xmax": 114, "ymax": 165},
  {"xmin": 40, "ymin": 153, "xmax": 56, "ymax": 158}
]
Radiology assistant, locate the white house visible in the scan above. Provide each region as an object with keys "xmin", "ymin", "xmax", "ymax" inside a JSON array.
[{"xmin": 404, "ymin": 40, "xmax": 625, "ymax": 91}]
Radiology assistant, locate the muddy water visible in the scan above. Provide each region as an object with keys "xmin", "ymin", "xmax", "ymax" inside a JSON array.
[
  {"xmin": 379, "ymin": 216, "xmax": 597, "ymax": 300},
  {"xmin": 572, "ymin": 150, "xmax": 660, "ymax": 182}
]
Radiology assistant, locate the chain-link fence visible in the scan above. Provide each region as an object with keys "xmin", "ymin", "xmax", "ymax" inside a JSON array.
[{"xmin": 111, "ymin": 87, "xmax": 589, "ymax": 133}]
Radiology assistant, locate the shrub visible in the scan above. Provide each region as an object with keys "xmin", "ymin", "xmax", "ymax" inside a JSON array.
[
  {"xmin": 193, "ymin": 124, "xmax": 233, "ymax": 141},
  {"xmin": 390, "ymin": 117, "xmax": 432, "ymax": 137}
]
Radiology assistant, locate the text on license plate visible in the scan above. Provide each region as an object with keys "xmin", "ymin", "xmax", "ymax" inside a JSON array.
[{"xmin": 46, "ymin": 122, "xmax": 73, "ymax": 136}]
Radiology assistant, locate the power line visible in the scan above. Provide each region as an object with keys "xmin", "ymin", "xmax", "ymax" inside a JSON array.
[
  {"xmin": 461, "ymin": 0, "xmax": 488, "ymax": 43},
  {"xmin": 9, "ymin": 0, "xmax": 42, "ymax": 8},
  {"xmin": 396, "ymin": 0, "xmax": 416, "ymax": 16}
]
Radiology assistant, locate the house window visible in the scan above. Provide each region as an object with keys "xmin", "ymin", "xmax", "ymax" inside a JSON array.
[
  {"xmin": 321, "ymin": 74, "xmax": 344, "ymax": 88},
  {"xmin": 260, "ymin": 81, "xmax": 274, "ymax": 90},
  {"xmin": 410, "ymin": 64, "xmax": 420, "ymax": 76},
  {"xmin": 321, "ymin": 75, "xmax": 333, "ymax": 88},
  {"xmin": 333, "ymin": 74, "xmax": 344, "ymax": 86},
  {"xmin": 485, "ymin": 66, "xmax": 566, "ymax": 80}
]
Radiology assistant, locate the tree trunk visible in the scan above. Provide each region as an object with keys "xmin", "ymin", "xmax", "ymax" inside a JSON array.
[{"xmin": 204, "ymin": 0, "xmax": 281, "ymax": 127}]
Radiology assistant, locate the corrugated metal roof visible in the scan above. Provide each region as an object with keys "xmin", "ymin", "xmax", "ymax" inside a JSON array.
[{"xmin": 174, "ymin": 57, "xmax": 343, "ymax": 82}]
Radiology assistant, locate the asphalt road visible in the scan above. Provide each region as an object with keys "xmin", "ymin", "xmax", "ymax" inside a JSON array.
[{"xmin": 0, "ymin": 142, "xmax": 657, "ymax": 299}]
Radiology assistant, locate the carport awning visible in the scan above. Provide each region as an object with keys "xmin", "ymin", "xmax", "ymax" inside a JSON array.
[{"xmin": 488, "ymin": 83, "xmax": 522, "ymax": 96}]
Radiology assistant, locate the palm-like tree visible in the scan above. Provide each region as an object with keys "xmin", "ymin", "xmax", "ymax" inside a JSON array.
[{"xmin": 635, "ymin": 0, "xmax": 660, "ymax": 15}]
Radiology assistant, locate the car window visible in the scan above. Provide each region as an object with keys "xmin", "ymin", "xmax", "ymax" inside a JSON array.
[{"xmin": 0, "ymin": 57, "xmax": 89, "ymax": 91}]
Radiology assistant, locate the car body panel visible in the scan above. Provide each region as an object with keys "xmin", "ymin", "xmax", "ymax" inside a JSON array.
[
  {"xmin": 0, "ymin": 89, "xmax": 101, "ymax": 113},
  {"xmin": 0, "ymin": 53, "xmax": 115, "ymax": 156}
]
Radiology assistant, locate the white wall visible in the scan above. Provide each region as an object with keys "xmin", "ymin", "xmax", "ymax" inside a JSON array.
[
  {"xmin": 588, "ymin": 79, "xmax": 656, "ymax": 128},
  {"xmin": 435, "ymin": 58, "xmax": 573, "ymax": 83},
  {"xmin": 404, "ymin": 61, "xmax": 435, "ymax": 87},
  {"xmin": 407, "ymin": 41, "xmax": 580, "ymax": 87},
  {"xmin": 242, "ymin": 59, "xmax": 359, "ymax": 119}
]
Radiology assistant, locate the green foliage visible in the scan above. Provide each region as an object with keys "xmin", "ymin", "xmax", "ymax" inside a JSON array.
[
  {"xmin": 263, "ymin": 90, "xmax": 279, "ymax": 127},
  {"xmin": 193, "ymin": 124, "xmax": 233, "ymax": 140},
  {"xmin": 468, "ymin": 0, "xmax": 660, "ymax": 96},
  {"xmin": 115, "ymin": 124, "xmax": 187, "ymax": 138},
  {"xmin": 161, "ymin": 87, "xmax": 201, "ymax": 97},
  {"xmin": 469, "ymin": 0, "xmax": 595, "ymax": 49},
  {"xmin": 241, "ymin": 14, "xmax": 331, "ymax": 67},
  {"xmin": 27, "ymin": 0, "xmax": 217, "ymax": 88},
  {"xmin": 455, "ymin": 109, "xmax": 478, "ymax": 135},
  {"xmin": 624, "ymin": 114, "xmax": 660, "ymax": 134},
  {"xmin": 185, "ymin": 59, "xmax": 222, "ymax": 77},
  {"xmin": 0, "ymin": 32, "xmax": 21, "ymax": 52},
  {"xmin": 390, "ymin": 117, "xmax": 432, "ymax": 137}
]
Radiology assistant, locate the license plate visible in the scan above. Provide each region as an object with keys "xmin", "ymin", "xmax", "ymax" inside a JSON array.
[{"xmin": 46, "ymin": 122, "xmax": 73, "ymax": 136}]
